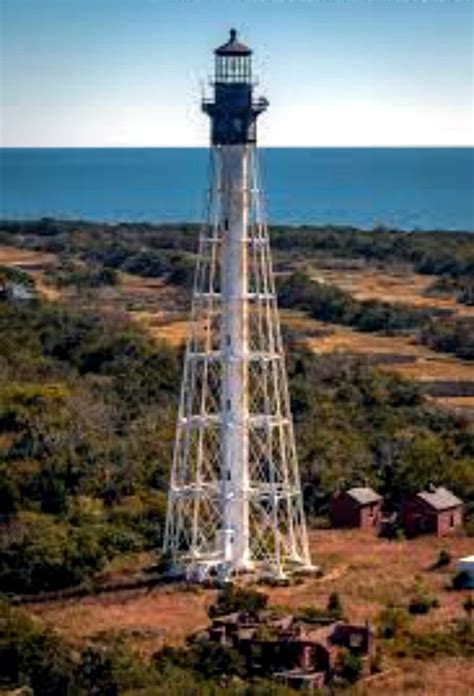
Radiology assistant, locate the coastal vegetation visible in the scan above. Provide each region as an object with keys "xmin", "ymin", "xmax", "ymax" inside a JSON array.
[
  {"xmin": 0, "ymin": 219, "xmax": 473, "ymax": 694},
  {"xmin": 1, "ymin": 219, "xmax": 473, "ymax": 296},
  {"xmin": 279, "ymin": 270, "xmax": 474, "ymax": 359},
  {"xmin": 1, "ymin": 220, "xmax": 472, "ymax": 362},
  {"xmin": 0, "ymin": 295, "xmax": 473, "ymax": 596}
]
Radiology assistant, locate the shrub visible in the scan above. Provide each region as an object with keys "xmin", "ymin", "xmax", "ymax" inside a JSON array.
[
  {"xmin": 433, "ymin": 549, "xmax": 451, "ymax": 569},
  {"xmin": 296, "ymin": 605, "xmax": 332, "ymax": 623},
  {"xmin": 327, "ymin": 591, "xmax": 344, "ymax": 619},
  {"xmin": 397, "ymin": 622, "xmax": 474, "ymax": 660},
  {"xmin": 77, "ymin": 634, "xmax": 154, "ymax": 695},
  {"xmin": 208, "ymin": 584, "xmax": 268, "ymax": 618},
  {"xmin": 407, "ymin": 579, "xmax": 439, "ymax": 615},
  {"xmin": 408, "ymin": 595, "xmax": 438, "ymax": 615},
  {"xmin": 0, "ymin": 513, "xmax": 106, "ymax": 594},
  {"xmin": 336, "ymin": 648, "xmax": 363, "ymax": 684},
  {"xmin": 378, "ymin": 606, "xmax": 410, "ymax": 639},
  {"xmin": 0, "ymin": 602, "xmax": 75, "ymax": 695}
]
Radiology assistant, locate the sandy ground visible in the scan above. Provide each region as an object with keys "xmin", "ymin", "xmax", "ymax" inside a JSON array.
[
  {"xmin": 28, "ymin": 584, "xmax": 215, "ymax": 656},
  {"xmin": 0, "ymin": 245, "xmax": 60, "ymax": 300}
]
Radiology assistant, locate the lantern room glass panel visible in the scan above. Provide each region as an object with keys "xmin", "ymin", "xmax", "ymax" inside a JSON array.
[{"xmin": 215, "ymin": 55, "xmax": 251, "ymax": 83}]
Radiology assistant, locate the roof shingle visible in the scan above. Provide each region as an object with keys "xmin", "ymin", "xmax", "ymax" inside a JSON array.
[
  {"xmin": 417, "ymin": 486, "xmax": 462, "ymax": 511},
  {"xmin": 345, "ymin": 487, "xmax": 382, "ymax": 505}
]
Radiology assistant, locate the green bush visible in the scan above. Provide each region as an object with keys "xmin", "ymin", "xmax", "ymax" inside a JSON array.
[
  {"xmin": 0, "ymin": 602, "xmax": 75, "ymax": 695},
  {"xmin": 396, "ymin": 622, "xmax": 474, "ymax": 660},
  {"xmin": 408, "ymin": 595, "xmax": 438, "ymax": 615},
  {"xmin": 378, "ymin": 606, "xmax": 411, "ymax": 639},
  {"xmin": 77, "ymin": 634, "xmax": 154, "ymax": 695},
  {"xmin": 296, "ymin": 605, "xmax": 332, "ymax": 623},
  {"xmin": 407, "ymin": 579, "xmax": 439, "ymax": 615},
  {"xmin": 278, "ymin": 271, "xmax": 451, "ymax": 338},
  {"xmin": 0, "ymin": 513, "xmax": 106, "ymax": 594},
  {"xmin": 208, "ymin": 584, "xmax": 268, "ymax": 618},
  {"xmin": 336, "ymin": 647, "xmax": 363, "ymax": 684}
]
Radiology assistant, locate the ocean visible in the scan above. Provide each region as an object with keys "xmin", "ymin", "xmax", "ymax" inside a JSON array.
[{"xmin": 0, "ymin": 148, "xmax": 472, "ymax": 231}]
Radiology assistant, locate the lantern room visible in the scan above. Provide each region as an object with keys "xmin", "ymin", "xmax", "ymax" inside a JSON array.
[
  {"xmin": 203, "ymin": 29, "xmax": 268, "ymax": 146},
  {"xmin": 215, "ymin": 29, "xmax": 252, "ymax": 84}
]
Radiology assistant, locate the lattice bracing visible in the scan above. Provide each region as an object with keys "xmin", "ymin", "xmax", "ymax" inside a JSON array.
[{"xmin": 164, "ymin": 147, "xmax": 312, "ymax": 580}]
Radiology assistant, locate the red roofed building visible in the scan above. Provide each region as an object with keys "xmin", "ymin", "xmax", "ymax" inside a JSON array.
[
  {"xmin": 401, "ymin": 486, "xmax": 463, "ymax": 537},
  {"xmin": 330, "ymin": 487, "xmax": 382, "ymax": 531}
]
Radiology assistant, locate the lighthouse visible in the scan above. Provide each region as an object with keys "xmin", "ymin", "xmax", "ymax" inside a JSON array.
[{"xmin": 163, "ymin": 30, "xmax": 312, "ymax": 581}]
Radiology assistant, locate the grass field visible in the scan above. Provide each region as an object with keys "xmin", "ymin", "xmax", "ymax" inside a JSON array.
[
  {"xmin": 306, "ymin": 262, "xmax": 474, "ymax": 318},
  {"xmin": 27, "ymin": 528, "xmax": 474, "ymax": 691},
  {"xmin": 2, "ymin": 242, "xmax": 472, "ymax": 414}
]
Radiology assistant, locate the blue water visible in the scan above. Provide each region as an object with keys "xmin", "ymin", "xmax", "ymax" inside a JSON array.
[{"xmin": 0, "ymin": 148, "xmax": 472, "ymax": 231}]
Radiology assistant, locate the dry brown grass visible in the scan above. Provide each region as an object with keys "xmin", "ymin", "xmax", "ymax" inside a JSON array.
[
  {"xmin": 27, "ymin": 530, "xmax": 472, "ymax": 655},
  {"xmin": 267, "ymin": 530, "xmax": 472, "ymax": 628},
  {"xmin": 28, "ymin": 585, "xmax": 216, "ymax": 656},
  {"xmin": 280, "ymin": 311, "xmax": 474, "ymax": 388},
  {"xmin": 308, "ymin": 265, "xmax": 474, "ymax": 318},
  {"xmin": 354, "ymin": 657, "xmax": 474, "ymax": 695},
  {"xmin": 133, "ymin": 314, "xmax": 190, "ymax": 346},
  {"xmin": 433, "ymin": 396, "xmax": 474, "ymax": 410},
  {"xmin": 387, "ymin": 359, "xmax": 474, "ymax": 383},
  {"xmin": 0, "ymin": 244, "xmax": 61, "ymax": 301},
  {"xmin": 26, "ymin": 530, "xmax": 474, "ymax": 693},
  {"xmin": 0, "ymin": 245, "xmax": 55, "ymax": 268}
]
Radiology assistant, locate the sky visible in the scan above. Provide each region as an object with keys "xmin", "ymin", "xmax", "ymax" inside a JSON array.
[{"xmin": 0, "ymin": 0, "xmax": 473, "ymax": 147}]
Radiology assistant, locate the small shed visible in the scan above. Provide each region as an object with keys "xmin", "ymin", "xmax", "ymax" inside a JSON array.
[
  {"xmin": 455, "ymin": 556, "xmax": 474, "ymax": 588},
  {"xmin": 330, "ymin": 487, "xmax": 382, "ymax": 530},
  {"xmin": 401, "ymin": 486, "xmax": 463, "ymax": 538}
]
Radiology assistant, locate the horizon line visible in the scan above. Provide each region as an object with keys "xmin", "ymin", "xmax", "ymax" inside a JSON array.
[{"xmin": 1, "ymin": 144, "xmax": 473, "ymax": 150}]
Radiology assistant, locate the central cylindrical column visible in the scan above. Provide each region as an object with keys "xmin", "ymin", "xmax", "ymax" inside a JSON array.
[{"xmin": 220, "ymin": 144, "xmax": 250, "ymax": 571}]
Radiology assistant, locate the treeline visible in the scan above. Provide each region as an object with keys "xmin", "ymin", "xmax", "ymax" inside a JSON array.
[
  {"xmin": 278, "ymin": 271, "xmax": 474, "ymax": 360},
  {"xmin": 1, "ymin": 219, "xmax": 473, "ymax": 297},
  {"xmin": 286, "ymin": 349, "xmax": 474, "ymax": 522},
  {"xmin": 270, "ymin": 224, "xmax": 474, "ymax": 281},
  {"xmin": 0, "ymin": 299, "xmax": 179, "ymax": 593},
  {"xmin": 0, "ymin": 219, "xmax": 197, "ymax": 289}
]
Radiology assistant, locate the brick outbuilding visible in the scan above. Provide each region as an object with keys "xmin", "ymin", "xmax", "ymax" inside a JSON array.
[
  {"xmin": 330, "ymin": 487, "xmax": 382, "ymax": 531},
  {"xmin": 400, "ymin": 486, "xmax": 463, "ymax": 538}
]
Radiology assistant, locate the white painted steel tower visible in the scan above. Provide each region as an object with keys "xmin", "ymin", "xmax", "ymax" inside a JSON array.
[{"xmin": 163, "ymin": 30, "xmax": 312, "ymax": 580}]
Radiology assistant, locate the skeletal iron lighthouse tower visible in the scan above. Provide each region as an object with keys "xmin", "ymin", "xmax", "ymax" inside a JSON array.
[{"xmin": 164, "ymin": 30, "xmax": 312, "ymax": 580}]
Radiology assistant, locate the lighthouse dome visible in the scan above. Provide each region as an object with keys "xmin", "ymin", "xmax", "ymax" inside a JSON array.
[{"xmin": 215, "ymin": 29, "xmax": 252, "ymax": 56}]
